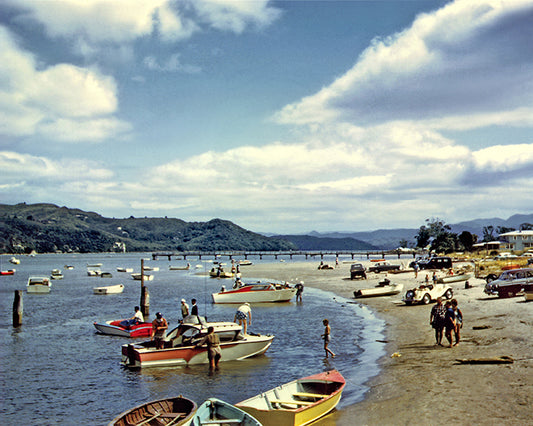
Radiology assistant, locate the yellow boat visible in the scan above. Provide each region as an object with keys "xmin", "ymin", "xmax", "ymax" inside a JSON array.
[{"xmin": 236, "ymin": 370, "xmax": 345, "ymax": 426}]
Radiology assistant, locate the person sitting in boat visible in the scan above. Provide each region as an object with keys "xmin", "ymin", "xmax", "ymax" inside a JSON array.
[
  {"xmin": 120, "ymin": 306, "xmax": 144, "ymax": 327},
  {"xmin": 220, "ymin": 285, "xmax": 226, "ymax": 292}
]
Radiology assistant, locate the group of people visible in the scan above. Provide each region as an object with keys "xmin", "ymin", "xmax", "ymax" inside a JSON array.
[{"xmin": 430, "ymin": 297, "xmax": 463, "ymax": 347}]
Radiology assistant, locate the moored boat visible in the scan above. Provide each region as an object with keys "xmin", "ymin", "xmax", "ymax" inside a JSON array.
[
  {"xmin": 64, "ymin": 265, "xmax": 74, "ymax": 270},
  {"xmin": 108, "ymin": 395, "xmax": 197, "ymax": 426},
  {"xmin": 212, "ymin": 280, "xmax": 297, "ymax": 304},
  {"xmin": 188, "ymin": 398, "xmax": 261, "ymax": 426},
  {"xmin": 1, "ymin": 269, "xmax": 16, "ymax": 275},
  {"xmin": 27, "ymin": 276, "xmax": 52, "ymax": 293},
  {"xmin": 94, "ymin": 319, "xmax": 152, "ymax": 337},
  {"xmin": 10, "ymin": 257, "xmax": 21, "ymax": 265},
  {"xmin": 121, "ymin": 316, "xmax": 274, "ymax": 368},
  {"xmin": 117, "ymin": 267, "xmax": 133, "ymax": 273},
  {"xmin": 169, "ymin": 263, "xmax": 190, "ymax": 270},
  {"xmin": 93, "ymin": 284, "xmax": 124, "ymax": 295},
  {"xmin": 87, "ymin": 269, "xmax": 101, "ymax": 276},
  {"xmin": 87, "ymin": 263, "xmax": 102, "ymax": 268},
  {"xmin": 51, "ymin": 269, "xmax": 63, "ymax": 279},
  {"xmin": 131, "ymin": 273, "xmax": 154, "ymax": 281},
  {"xmin": 143, "ymin": 266, "xmax": 159, "ymax": 271},
  {"xmin": 236, "ymin": 369, "xmax": 345, "ymax": 426}
]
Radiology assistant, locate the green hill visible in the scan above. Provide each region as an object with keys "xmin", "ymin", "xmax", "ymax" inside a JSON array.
[{"xmin": 0, "ymin": 203, "xmax": 297, "ymax": 253}]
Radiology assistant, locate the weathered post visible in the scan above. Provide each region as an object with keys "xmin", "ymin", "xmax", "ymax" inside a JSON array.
[
  {"xmin": 140, "ymin": 259, "xmax": 149, "ymax": 318},
  {"xmin": 13, "ymin": 290, "xmax": 23, "ymax": 327}
]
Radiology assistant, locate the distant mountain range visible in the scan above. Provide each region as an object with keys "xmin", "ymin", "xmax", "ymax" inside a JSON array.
[{"xmin": 1, "ymin": 203, "xmax": 531, "ymax": 253}]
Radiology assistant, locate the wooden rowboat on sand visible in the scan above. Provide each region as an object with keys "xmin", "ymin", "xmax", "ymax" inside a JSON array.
[
  {"xmin": 108, "ymin": 395, "xmax": 197, "ymax": 426},
  {"xmin": 236, "ymin": 369, "xmax": 345, "ymax": 426}
]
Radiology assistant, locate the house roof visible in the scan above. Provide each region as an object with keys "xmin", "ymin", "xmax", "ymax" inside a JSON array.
[{"xmin": 499, "ymin": 230, "xmax": 533, "ymax": 237}]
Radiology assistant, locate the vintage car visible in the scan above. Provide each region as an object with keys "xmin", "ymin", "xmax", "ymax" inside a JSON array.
[
  {"xmin": 416, "ymin": 256, "xmax": 452, "ymax": 270},
  {"xmin": 484, "ymin": 268, "xmax": 533, "ymax": 298},
  {"xmin": 350, "ymin": 263, "xmax": 367, "ymax": 279},
  {"xmin": 403, "ymin": 283, "xmax": 453, "ymax": 305},
  {"xmin": 368, "ymin": 262, "xmax": 401, "ymax": 273}
]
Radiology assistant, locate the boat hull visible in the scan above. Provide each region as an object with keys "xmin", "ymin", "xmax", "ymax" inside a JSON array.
[
  {"xmin": 212, "ymin": 287, "xmax": 297, "ymax": 304},
  {"xmin": 236, "ymin": 370, "xmax": 345, "ymax": 426},
  {"xmin": 122, "ymin": 334, "xmax": 274, "ymax": 368},
  {"xmin": 108, "ymin": 395, "xmax": 197, "ymax": 426},
  {"xmin": 189, "ymin": 398, "xmax": 261, "ymax": 426},
  {"xmin": 436, "ymin": 273, "xmax": 473, "ymax": 284},
  {"xmin": 1, "ymin": 269, "xmax": 15, "ymax": 275},
  {"xmin": 93, "ymin": 284, "xmax": 124, "ymax": 295},
  {"xmin": 94, "ymin": 320, "xmax": 153, "ymax": 337},
  {"xmin": 354, "ymin": 283, "xmax": 403, "ymax": 298},
  {"xmin": 27, "ymin": 277, "xmax": 51, "ymax": 293}
]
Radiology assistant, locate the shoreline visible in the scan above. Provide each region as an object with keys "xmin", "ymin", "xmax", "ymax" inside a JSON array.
[{"xmin": 242, "ymin": 261, "xmax": 532, "ymax": 425}]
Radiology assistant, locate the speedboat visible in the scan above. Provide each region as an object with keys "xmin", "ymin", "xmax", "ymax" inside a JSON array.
[
  {"xmin": 9, "ymin": 257, "xmax": 21, "ymax": 265},
  {"xmin": 93, "ymin": 284, "xmax": 124, "ymax": 295},
  {"xmin": 0, "ymin": 269, "xmax": 16, "ymax": 275},
  {"xmin": 108, "ymin": 395, "xmax": 197, "ymax": 426},
  {"xmin": 189, "ymin": 398, "xmax": 261, "ymax": 426},
  {"xmin": 212, "ymin": 280, "xmax": 297, "ymax": 304},
  {"xmin": 121, "ymin": 316, "xmax": 274, "ymax": 368},
  {"xmin": 236, "ymin": 370, "xmax": 345, "ymax": 426},
  {"xmin": 94, "ymin": 319, "xmax": 152, "ymax": 337},
  {"xmin": 50, "ymin": 269, "xmax": 63, "ymax": 279},
  {"xmin": 27, "ymin": 276, "xmax": 52, "ymax": 293}
]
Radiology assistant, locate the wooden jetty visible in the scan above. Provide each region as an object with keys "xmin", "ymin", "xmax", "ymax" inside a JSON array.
[{"xmin": 152, "ymin": 249, "xmax": 418, "ymax": 261}]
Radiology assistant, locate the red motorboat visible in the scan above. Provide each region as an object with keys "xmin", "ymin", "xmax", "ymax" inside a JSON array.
[
  {"xmin": 93, "ymin": 319, "xmax": 153, "ymax": 338},
  {"xmin": 1, "ymin": 269, "xmax": 16, "ymax": 276}
]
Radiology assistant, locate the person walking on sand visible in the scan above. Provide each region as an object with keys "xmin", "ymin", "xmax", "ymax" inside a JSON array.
[
  {"xmin": 322, "ymin": 319, "xmax": 336, "ymax": 358},
  {"xmin": 414, "ymin": 262, "xmax": 419, "ymax": 278},
  {"xmin": 444, "ymin": 301, "xmax": 456, "ymax": 348},
  {"xmin": 234, "ymin": 303, "xmax": 252, "ymax": 336},
  {"xmin": 196, "ymin": 326, "xmax": 221, "ymax": 371},
  {"xmin": 451, "ymin": 298, "xmax": 463, "ymax": 346},
  {"xmin": 429, "ymin": 297, "xmax": 446, "ymax": 346},
  {"xmin": 151, "ymin": 312, "xmax": 168, "ymax": 349}
]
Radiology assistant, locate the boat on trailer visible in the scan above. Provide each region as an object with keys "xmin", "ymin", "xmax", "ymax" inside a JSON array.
[
  {"xmin": 108, "ymin": 395, "xmax": 197, "ymax": 426},
  {"xmin": 236, "ymin": 369, "xmax": 345, "ymax": 426}
]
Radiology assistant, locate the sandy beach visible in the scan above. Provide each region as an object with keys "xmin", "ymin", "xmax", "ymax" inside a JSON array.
[{"xmin": 242, "ymin": 260, "xmax": 532, "ymax": 425}]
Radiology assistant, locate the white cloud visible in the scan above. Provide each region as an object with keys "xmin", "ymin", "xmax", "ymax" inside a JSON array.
[
  {"xmin": 143, "ymin": 54, "xmax": 201, "ymax": 73},
  {"xmin": 472, "ymin": 144, "xmax": 533, "ymax": 172},
  {"xmin": 274, "ymin": 0, "xmax": 533, "ymax": 130},
  {"xmin": 0, "ymin": 26, "xmax": 129, "ymax": 142}
]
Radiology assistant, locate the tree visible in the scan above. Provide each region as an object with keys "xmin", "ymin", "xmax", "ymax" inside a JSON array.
[
  {"xmin": 520, "ymin": 223, "xmax": 533, "ymax": 230},
  {"xmin": 497, "ymin": 226, "xmax": 515, "ymax": 235},
  {"xmin": 416, "ymin": 218, "xmax": 458, "ymax": 253},
  {"xmin": 415, "ymin": 226, "xmax": 431, "ymax": 248},
  {"xmin": 482, "ymin": 226, "xmax": 495, "ymax": 242},
  {"xmin": 458, "ymin": 231, "xmax": 476, "ymax": 251}
]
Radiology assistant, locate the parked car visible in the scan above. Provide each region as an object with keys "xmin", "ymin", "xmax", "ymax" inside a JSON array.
[
  {"xmin": 403, "ymin": 283, "xmax": 453, "ymax": 305},
  {"xmin": 368, "ymin": 262, "xmax": 401, "ymax": 273},
  {"xmin": 484, "ymin": 268, "xmax": 533, "ymax": 298},
  {"xmin": 417, "ymin": 256, "xmax": 452, "ymax": 270},
  {"xmin": 350, "ymin": 263, "xmax": 367, "ymax": 280}
]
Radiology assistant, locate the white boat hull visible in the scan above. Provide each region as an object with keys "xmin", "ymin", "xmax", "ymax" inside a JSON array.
[
  {"xmin": 27, "ymin": 277, "xmax": 51, "ymax": 293},
  {"xmin": 354, "ymin": 283, "xmax": 403, "ymax": 298},
  {"xmin": 122, "ymin": 334, "xmax": 274, "ymax": 368},
  {"xmin": 436, "ymin": 273, "xmax": 473, "ymax": 284},
  {"xmin": 212, "ymin": 286, "xmax": 297, "ymax": 304},
  {"xmin": 93, "ymin": 284, "xmax": 124, "ymax": 295}
]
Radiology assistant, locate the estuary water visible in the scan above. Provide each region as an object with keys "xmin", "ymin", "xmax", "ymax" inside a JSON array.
[{"xmin": 0, "ymin": 253, "xmax": 385, "ymax": 425}]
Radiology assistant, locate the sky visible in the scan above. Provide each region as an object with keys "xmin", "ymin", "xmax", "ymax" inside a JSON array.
[{"xmin": 1, "ymin": 0, "xmax": 532, "ymax": 234}]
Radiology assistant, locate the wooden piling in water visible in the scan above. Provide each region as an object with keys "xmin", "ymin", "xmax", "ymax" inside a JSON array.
[
  {"xmin": 13, "ymin": 290, "xmax": 23, "ymax": 327},
  {"xmin": 140, "ymin": 258, "xmax": 149, "ymax": 318}
]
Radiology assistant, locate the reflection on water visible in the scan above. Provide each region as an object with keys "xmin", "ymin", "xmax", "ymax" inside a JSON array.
[{"xmin": 0, "ymin": 253, "xmax": 385, "ymax": 425}]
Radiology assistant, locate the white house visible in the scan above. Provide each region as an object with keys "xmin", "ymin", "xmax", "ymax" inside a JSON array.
[{"xmin": 498, "ymin": 230, "xmax": 533, "ymax": 252}]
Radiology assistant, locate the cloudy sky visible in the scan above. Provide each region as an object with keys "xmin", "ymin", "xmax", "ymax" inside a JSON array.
[{"xmin": 1, "ymin": 0, "xmax": 532, "ymax": 234}]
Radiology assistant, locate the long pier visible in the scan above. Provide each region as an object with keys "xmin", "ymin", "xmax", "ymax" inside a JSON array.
[{"xmin": 152, "ymin": 249, "xmax": 418, "ymax": 261}]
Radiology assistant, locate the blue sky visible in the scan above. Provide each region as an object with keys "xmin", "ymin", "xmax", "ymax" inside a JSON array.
[{"xmin": 1, "ymin": 0, "xmax": 532, "ymax": 233}]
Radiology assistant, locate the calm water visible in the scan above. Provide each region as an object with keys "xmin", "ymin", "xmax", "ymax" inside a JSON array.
[{"xmin": 0, "ymin": 253, "xmax": 385, "ymax": 425}]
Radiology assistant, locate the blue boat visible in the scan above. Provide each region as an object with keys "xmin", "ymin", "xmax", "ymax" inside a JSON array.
[{"xmin": 188, "ymin": 398, "xmax": 261, "ymax": 426}]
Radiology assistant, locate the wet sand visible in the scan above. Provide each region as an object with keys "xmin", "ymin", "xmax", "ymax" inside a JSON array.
[{"xmin": 242, "ymin": 261, "xmax": 533, "ymax": 425}]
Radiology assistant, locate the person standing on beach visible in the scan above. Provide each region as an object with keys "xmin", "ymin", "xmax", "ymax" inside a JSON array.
[
  {"xmin": 322, "ymin": 319, "xmax": 336, "ymax": 358},
  {"xmin": 451, "ymin": 298, "xmax": 463, "ymax": 346},
  {"xmin": 414, "ymin": 263, "xmax": 419, "ymax": 278},
  {"xmin": 444, "ymin": 301, "xmax": 456, "ymax": 348},
  {"xmin": 234, "ymin": 303, "xmax": 252, "ymax": 336},
  {"xmin": 429, "ymin": 297, "xmax": 446, "ymax": 345}
]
